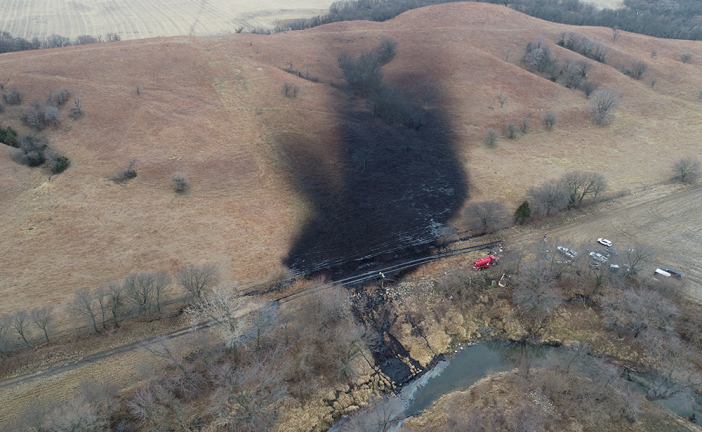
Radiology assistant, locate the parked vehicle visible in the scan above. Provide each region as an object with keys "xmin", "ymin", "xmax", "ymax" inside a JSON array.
[
  {"xmin": 589, "ymin": 251, "xmax": 608, "ymax": 263},
  {"xmin": 473, "ymin": 255, "xmax": 500, "ymax": 270},
  {"xmin": 557, "ymin": 246, "xmax": 578, "ymax": 259},
  {"xmin": 597, "ymin": 238, "xmax": 613, "ymax": 247},
  {"xmin": 660, "ymin": 267, "xmax": 683, "ymax": 279},
  {"xmin": 654, "ymin": 268, "xmax": 672, "ymax": 278}
]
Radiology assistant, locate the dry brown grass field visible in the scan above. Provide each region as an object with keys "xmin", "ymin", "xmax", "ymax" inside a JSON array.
[
  {"xmin": 1, "ymin": 2, "xmax": 702, "ymax": 331},
  {"xmin": 0, "ymin": 0, "xmax": 333, "ymax": 40}
]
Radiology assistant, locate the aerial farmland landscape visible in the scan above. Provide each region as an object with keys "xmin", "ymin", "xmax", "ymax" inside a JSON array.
[{"xmin": 1, "ymin": 0, "xmax": 702, "ymax": 430}]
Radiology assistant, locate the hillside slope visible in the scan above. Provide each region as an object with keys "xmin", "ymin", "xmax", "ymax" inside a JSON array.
[{"xmin": 1, "ymin": 2, "xmax": 701, "ymax": 325}]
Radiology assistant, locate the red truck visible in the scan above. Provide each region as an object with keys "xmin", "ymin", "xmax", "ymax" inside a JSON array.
[{"xmin": 472, "ymin": 255, "xmax": 500, "ymax": 270}]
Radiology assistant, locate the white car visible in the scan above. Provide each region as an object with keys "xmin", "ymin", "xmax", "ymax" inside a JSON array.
[
  {"xmin": 597, "ymin": 238, "xmax": 613, "ymax": 247},
  {"xmin": 589, "ymin": 251, "xmax": 608, "ymax": 263},
  {"xmin": 557, "ymin": 246, "xmax": 578, "ymax": 259}
]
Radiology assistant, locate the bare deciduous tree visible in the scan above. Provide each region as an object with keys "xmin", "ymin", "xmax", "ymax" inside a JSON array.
[
  {"xmin": 624, "ymin": 61, "xmax": 647, "ymax": 80},
  {"xmin": 520, "ymin": 118, "xmax": 530, "ymax": 133},
  {"xmin": 483, "ymin": 128, "xmax": 499, "ymax": 147},
  {"xmin": 590, "ymin": 88, "xmax": 620, "ymax": 126},
  {"xmin": 650, "ymin": 77, "xmax": 658, "ymax": 88},
  {"xmin": 680, "ymin": 53, "xmax": 692, "ymax": 64},
  {"xmin": 30, "ymin": 306, "xmax": 54, "ymax": 343},
  {"xmin": 72, "ymin": 288, "xmax": 100, "ymax": 334},
  {"xmin": 527, "ymin": 179, "xmax": 569, "ymax": 215},
  {"xmin": 186, "ymin": 285, "xmax": 249, "ymax": 360},
  {"xmin": 543, "ymin": 112, "xmax": 557, "ymax": 131},
  {"xmin": 672, "ymin": 157, "xmax": 700, "ymax": 183},
  {"xmin": 124, "ymin": 272, "xmax": 163, "ymax": 316},
  {"xmin": 103, "ymin": 281, "xmax": 124, "ymax": 328},
  {"xmin": 2, "ymin": 88, "xmax": 21, "ymax": 105},
  {"xmin": 68, "ymin": 97, "xmax": 83, "ymax": 119},
  {"xmin": 560, "ymin": 170, "xmax": 607, "ymax": 206},
  {"xmin": 602, "ymin": 289, "xmax": 677, "ymax": 337},
  {"xmin": 176, "ymin": 264, "xmax": 220, "ymax": 302},
  {"xmin": 283, "ymin": 82, "xmax": 294, "ymax": 97},
  {"xmin": 623, "ymin": 244, "xmax": 655, "ymax": 276},
  {"xmin": 506, "ymin": 122, "xmax": 518, "ymax": 139},
  {"xmin": 10, "ymin": 311, "xmax": 31, "ymax": 347},
  {"xmin": 580, "ymin": 80, "xmax": 599, "ymax": 98},
  {"xmin": 464, "ymin": 200, "xmax": 509, "ymax": 233},
  {"xmin": 0, "ymin": 316, "xmax": 11, "ymax": 353},
  {"xmin": 496, "ymin": 92, "xmax": 508, "ymax": 108}
]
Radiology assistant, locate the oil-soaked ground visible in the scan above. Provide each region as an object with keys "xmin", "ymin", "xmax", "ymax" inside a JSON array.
[{"xmin": 283, "ymin": 86, "xmax": 468, "ymax": 276}]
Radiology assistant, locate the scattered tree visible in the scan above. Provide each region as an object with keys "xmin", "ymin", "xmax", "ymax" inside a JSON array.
[
  {"xmin": 12, "ymin": 135, "xmax": 48, "ymax": 167},
  {"xmin": 496, "ymin": 92, "xmax": 508, "ymax": 108},
  {"xmin": 543, "ymin": 112, "xmax": 557, "ymax": 131},
  {"xmin": 110, "ymin": 159, "xmax": 137, "ymax": 183},
  {"xmin": 520, "ymin": 118, "xmax": 530, "ymax": 133},
  {"xmin": 650, "ymin": 77, "xmax": 658, "ymax": 88},
  {"xmin": 124, "ymin": 272, "xmax": 158, "ymax": 316},
  {"xmin": 68, "ymin": 97, "xmax": 83, "ymax": 119},
  {"xmin": 623, "ymin": 244, "xmax": 655, "ymax": 276},
  {"xmin": 176, "ymin": 264, "xmax": 220, "ymax": 302},
  {"xmin": 372, "ymin": 38, "xmax": 398, "ymax": 65},
  {"xmin": 464, "ymin": 200, "xmax": 509, "ymax": 233},
  {"xmin": 680, "ymin": 53, "xmax": 692, "ymax": 64},
  {"xmin": 283, "ymin": 82, "xmax": 294, "ymax": 97},
  {"xmin": 483, "ymin": 128, "xmax": 499, "ymax": 147},
  {"xmin": 623, "ymin": 60, "xmax": 647, "ymax": 79},
  {"xmin": 514, "ymin": 200, "xmax": 531, "ymax": 224},
  {"xmin": 560, "ymin": 170, "xmax": 607, "ymax": 206},
  {"xmin": 10, "ymin": 311, "xmax": 31, "ymax": 347},
  {"xmin": 30, "ymin": 306, "xmax": 54, "ymax": 343},
  {"xmin": 528, "ymin": 179, "xmax": 569, "ymax": 215},
  {"xmin": 580, "ymin": 80, "xmax": 598, "ymax": 98},
  {"xmin": 672, "ymin": 157, "xmax": 700, "ymax": 183},
  {"xmin": 338, "ymin": 49, "xmax": 383, "ymax": 96},
  {"xmin": 171, "ymin": 172, "xmax": 190, "ymax": 193},
  {"xmin": 602, "ymin": 289, "xmax": 677, "ymax": 337},
  {"xmin": 589, "ymin": 88, "xmax": 620, "ymax": 126},
  {"xmin": 48, "ymin": 89, "xmax": 70, "ymax": 105},
  {"xmin": 45, "ymin": 106, "xmax": 59, "ymax": 128},
  {"xmin": 72, "ymin": 288, "xmax": 100, "ymax": 334},
  {"xmin": 506, "ymin": 122, "xmax": 518, "ymax": 139},
  {"xmin": 651, "ymin": 50, "xmax": 657, "ymax": 59},
  {"xmin": 2, "ymin": 88, "xmax": 21, "ymax": 105}
]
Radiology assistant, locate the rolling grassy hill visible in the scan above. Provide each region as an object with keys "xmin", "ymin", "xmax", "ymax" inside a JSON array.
[{"xmin": 1, "ymin": 2, "xmax": 701, "ymax": 327}]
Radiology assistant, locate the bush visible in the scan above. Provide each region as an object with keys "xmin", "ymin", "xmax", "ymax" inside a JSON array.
[
  {"xmin": 623, "ymin": 61, "xmax": 647, "ymax": 80},
  {"xmin": 589, "ymin": 89, "xmax": 620, "ymax": 126},
  {"xmin": 2, "ymin": 88, "xmax": 21, "ymax": 105},
  {"xmin": 506, "ymin": 122, "xmax": 519, "ymax": 139},
  {"xmin": 484, "ymin": 128, "xmax": 499, "ymax": 147},
  {"xmin": 372, "ymin": 38, "xmax": 398, "ymax": 65},
  {"xmin": 338, "ymin": 50, "xmax": 383, "ymax": 96},
  {"xmin": 580, "ymin": 80, "xmax": 599, "ymax": 98},
  {"xmin": 171, "ymin": 172, "xmax": 190, "ymax": 193},
  {"xmin": 12, "ymin": 135, "xmax": 48, "ymax": 167},
  {"xmin": 48, "ymin": 89, "xmax": 70, "ymax": 105},
  {"xmin": 21, "ymin": 103, "xmax": 46, "ymax": 130},
  {"xmin": 110, "ymin": 160, "xmax": 137, "ymax": 183},
  {"xmin": 50, "ymin": 155, "xmax": 70, "ymax": 174},
  {"xmin": 45, "ymin": 106, "xmax": 59, "ymax": 127},
  {"xmin": 672, "ymin": 157, "xmax": 700, "ymax": 183},
  {"xmin": 0, "ymin": 125, "xmax": 19, "ymax": 147},
  {"xmin": 68, "ymin": 97, "xmax": 83, "ymax": 120},
  {"xmin": 543, "ymin": 112, "xmax": 557, "ymax": 131}
]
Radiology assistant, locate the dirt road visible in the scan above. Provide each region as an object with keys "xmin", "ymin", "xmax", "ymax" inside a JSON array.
[{"xmin": 510, "ymin": 184, "xmax": 702, "ymax": 300}]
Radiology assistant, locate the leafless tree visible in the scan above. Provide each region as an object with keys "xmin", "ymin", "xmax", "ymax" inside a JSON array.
[
  {"xmin": 506, "ymin": 122, "xmax": 518, "ymax": 139},
  {"xmin": 483, "ymin": 128, "xmax": 499, "ymax": 147},
  {"xmin": 43, "ymin": 394, "xmax": 107, "ymax": 431},
  {"xmin": 101, "ymin": 281, "xmax": 125, "ymax": 328},
  {"xmin": 2, "ymin": 88, "xmax": 21, "ymax": 104},
  {"xmin": 10, "ymin": 311, "xmax": 31, "ymax": 347},
  {"xmin": 464, "ymin": 200, "xmax": 508, "ymax": 233},
  {"xmin": 124, "ymin": 272, "xmax": 163, "ymax": 316},
  {"xmin": 187, "ymin": 285, "xmax": 249, "ymax": 360},
  {"xmin": 520, "ymin": 118, "xmax": 530, "ymax": 133},
  {"xmin": 589, "ymin": 88, "xmax": 620, "ymax": 125},
  {"xmin": 209, "ymin": 355, "xmax": 288, "ymax": 431},
  {"xmin": 527, "ymin": 179, "xmax": 569, "ymax": 215},
  {"xmin": 283, "ymin": 82, "xmax": 294, "ymax": 97},
  {"xmin": 511, "ymin": 261, "xmax": 564, "ymax": 336},
  {"xmin": 48, "ymin": 89, "xmax": 70, "ymax": 105},
  {"xmin": 68, "ymin": 97, "xmax": 83, "ymax": 119},
  {"xmin": 135, "ymin": 85, "xmax": 141, "ymax": 95},
  {"xmin": 0, "ymin": 315, "xmax": 11, "ymax": 353},
  {"xmin": 580, "ymin": 80, "xmax": 598, "ymax": 98},
  {"xmin": 171, "ymin": 172, "xmax": 190, "ymax": 193},
  {"xmin": 44, "ymin": 106, "xmax": 59, "ymax": 127},
  {"xmin": 612, "ymin": 28, "xmax": 620, "ymax": 42},
  {"xmin": 560, "ymin": 170, "xmax": 607, "ymax": 206},
  {"xmin": 563, "ymin": 60, "xmax": 583, "ymax": 89},
  {"xmin": 602, "ymin": 289, "xmax": 678, "ymax": 337},
  {"xmin": 672, "ymin": 157, "xmax": 700, "ymax": 183},
  {"xmin": 651, "ymin": 50, "xmax": 657, "ymax": 59},
  {"xmin": 340, "ymin": 395, "xmax": 404, "ymax": 432},
  {"xmin": 543, "ymin": 112, "xmax": 557, "ymax": 130},
  {"xmin": 650, "ymin": 77, "xmax": 658, "ymax": 88},
  {"xmin": 249, "ymin": 300, "xmax": 278, "ymax": 352},
  {"xmin": 680, "ymin": 53, "xmax": 692, "ymax": 64},
  {"xmin": 72, "ymin": 288, "xmax": 100, "ymax": 334},
  {"xmin": 30, "ymin": 306, "xmax": 54, "ymax": 343},
  {"xmin": 106, "ymin": 33, "xmax": 121, "ymax": 42},
  {"xmin": 623, "ymin": 60, "xmax": 647, "ymax": 79},
  {"xmin": 623, "ymin": 244, "xmax": 655, "ymax": 276},
  {"xmin": 372, "ymin": 38, "xmax": 398, "ymax": 65},
  {"xmin": 496, "ymin": 92, "xmax": 508, "ymax": 108},
  {"xmin": 176, "ymin": 263, "xmax": 220, "ymax": 302}
]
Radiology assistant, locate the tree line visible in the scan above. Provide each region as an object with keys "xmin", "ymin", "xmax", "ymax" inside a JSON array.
[
  {"xmin": 0, "ymin": 31, "xmax": 120, "ymax": 55},
  {"xmin": 286, "ymin": 0, "xmax": 702, "ymax": 42}
]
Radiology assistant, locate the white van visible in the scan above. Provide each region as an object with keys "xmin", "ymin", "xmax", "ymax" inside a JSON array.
[{"xmin": 654, "ymin": 268, "xmax": 671, "ymax": 278}]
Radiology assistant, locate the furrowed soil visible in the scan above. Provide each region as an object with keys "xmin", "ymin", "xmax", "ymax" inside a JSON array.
[{"xmin": 1, "ymin": 2, "xmax": 702, "ymax": 343}]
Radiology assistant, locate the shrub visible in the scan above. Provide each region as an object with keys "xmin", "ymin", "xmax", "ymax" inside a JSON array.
[
  {"xmin": 2, "ymin": 88, "xmax": 21, "ymax": 105},
  {"xmin": 506, "ymin": 122, "xmax": 519, "ymax": 139},
  {"xmin": 622, "ymin": 61, "xmax": 647, "ymax": 80},
  {"xmin": 12, "ymin": 135, "xmax": 48, "ymax": 167},
  {"xmin": 464, "ymin": 200, "xmax": 508, "ymax": 233},
  {"xmin": 48, "ymin": 89, "xmax": 70, "ymax": 105},
  {"xmin": 74, "ymin": 34, "xmax": 99, "ymax": 45},
  {"xmin": 372, "ymin": 38, "xmax": 398, "ymax": 65},
  {"xmin": 68, "ymin": 97, "xmax": 83, "ymax": 120},
  {"xmin": 338, "ymin": 50, "xmax": 383, "ymax": 96},
  {"xmin": 580, "ymin": 80, "xmax": 599, "ymax": 98},
  {"xmin": 484, "ymin": 128, "xmax": 499, "ymax": 147},
  {"xmin": 0, "ymin": 126, "xmax": 19, "ymax": 147},
  {"xmin": 110, "ymin": 160, "xmax": 137, "ymax": 183},
  {"xmin": 543, "ymin": 112, "xmax": 557, "ymax": 131},
  {"xmin": 589, "ymin": 89, "xmax": 620, "ymax": 126},
  {"xmin": 672, "ymin": 157, "xmax": 700, "ymax": 183},
  {"xmin": 45, "ymin": 106, "xmax": 59, "ymax": 127},
  {"xmin": 520, "ymin": 118, "xmax": 530, "ymax": 133},
  {"xmin": 21, "ymin": 103, "xmax": 46, "ymax": 130},
  {"xmin": 171, "ymin": 172, "xmax": 190, "ymax": 193},
  {"xmin": 50, "ymin": 155, "xmax": 70, "ymax": 174},
  {"xmin": 681, "ymin": 53, "xmax": 692, "ymax": 64}
]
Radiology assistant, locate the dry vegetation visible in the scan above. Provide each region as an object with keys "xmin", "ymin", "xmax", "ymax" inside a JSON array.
[{"xmin": 2, "ymin": 2, "xmax": 702, "ymax": 429}]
